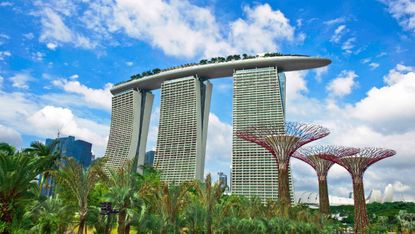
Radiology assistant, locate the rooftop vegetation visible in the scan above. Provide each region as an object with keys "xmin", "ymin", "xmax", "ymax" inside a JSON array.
[{"xmin": 114, "ymin": 52, "xmax": 307, "ymax": 86}]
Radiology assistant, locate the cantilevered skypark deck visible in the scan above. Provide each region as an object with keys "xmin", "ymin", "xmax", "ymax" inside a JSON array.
[{"xmin": 111, "ymin": 56, "xmax": 331, "ymax": 94}]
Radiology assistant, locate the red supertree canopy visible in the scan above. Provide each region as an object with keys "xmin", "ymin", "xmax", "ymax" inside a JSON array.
[
  {"xmin": 292, "ymin": 145, "xmax": 360, "ymax": 176},
  {"xmin": 236, "ymin": 122, "xmax": 330, "ymax": 161},
  {"xmin": 318, "ymin": 147, "xmax": 396, "ymax": 177}
]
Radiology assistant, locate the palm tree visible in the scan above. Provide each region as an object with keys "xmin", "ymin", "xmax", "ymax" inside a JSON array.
[
  {"xmin": 24, "ymin": 141, "xmax": 61, "ymax": 196},
  {"xmin": 53, "ymin": 157, "xmax": 105, "ymax": 234},
  {"xmin": 192, "ymin": 174, "xmax": 225, "ymax": 234},
  {"xmin": 0, "ymin": 146, "xmax": 49, "ymax": 234},
  {"xmin": 0, "ymin": 143, "xmax": 16, "ymax": 156},
  {"xmin": 29, "ymin": 196, "xmax": 73, "ymax": 234},
  {"xmin": 105, "ymin": 161, "xmax": 143, "ymax": 234}
]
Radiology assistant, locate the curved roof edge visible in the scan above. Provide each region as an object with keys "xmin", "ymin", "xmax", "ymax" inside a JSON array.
[{"xmin": 111, "ymin": 56, "xmax": 331, "ymax": 94}]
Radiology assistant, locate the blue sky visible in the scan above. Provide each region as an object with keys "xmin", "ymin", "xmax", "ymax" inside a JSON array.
[{"xmin": 1, "ymin": 0, "xmax": 415, "ymax": 200}]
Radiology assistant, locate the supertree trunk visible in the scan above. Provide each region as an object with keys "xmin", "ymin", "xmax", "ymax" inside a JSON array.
[
  {"xmin": 278, "ymin": 162, "xmax": 291, "ymax": 215},
  {"xmin": 353, "ymin": 176, "xmax": 368, "ymax": 233},
  {"xmin": 318, "ymin": 175, "xmax": 330, "ymax": 214}
]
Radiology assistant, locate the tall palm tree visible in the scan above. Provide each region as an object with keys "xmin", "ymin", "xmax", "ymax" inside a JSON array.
[
  {"xmin": 0, "ymin": 146, "xmax": 49, "ymax": 234},
  {"xmin": 24, "ymin": 141, "xmax": 61, "ymax": 196},
  {"xmin": 0, "ymin": 143, "xmax": 16, "ymax": 156},
  {"xmin": 105, "ymin": 161, "xmax": 142, "ymax": 234},
  {"xmin": 192, "ymin": 174, "xmax": 225, "ymax": 234},
  {"xmin": 53, "ymin": 157, "xmax": 105, "ymax": 234}
]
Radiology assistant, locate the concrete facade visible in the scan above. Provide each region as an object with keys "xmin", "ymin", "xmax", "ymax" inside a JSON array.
[
  {"xmin": 154, "ymin": 76, "xmax": 212, "ymax": 182},
  {"xmin": 232, "ymin": 67, "xmax": 292, "ymax": 202},
  {"xmin": 104, "ymin": 89, "xmax": 153, "ymax": 173}
]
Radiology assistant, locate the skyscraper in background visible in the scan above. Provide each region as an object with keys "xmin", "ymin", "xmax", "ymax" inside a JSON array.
[
  {"xmin": 46, "ymin": 135, "xmax": 93, "ymax": 167},
  {"xmin": 144, "ymin": 150, "xmax": 155, "ymax": 166}
]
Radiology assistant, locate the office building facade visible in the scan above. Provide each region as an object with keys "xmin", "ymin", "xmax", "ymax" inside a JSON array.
[
  {"xmin": 232, "ymin": 67, "xmax": 291, "ymax": 201},
  {"xmin": 46, "ymin": 135, "xmax": 93, "ymax": 167},
  {"xmin": 154, "ymin": 76, "xmax": 212, "ymax": 183}
]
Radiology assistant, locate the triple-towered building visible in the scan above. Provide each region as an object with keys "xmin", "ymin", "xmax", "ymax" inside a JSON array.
[{"xmin": 104, "ymin": 55, "xmax": 331, "ymax": 202}]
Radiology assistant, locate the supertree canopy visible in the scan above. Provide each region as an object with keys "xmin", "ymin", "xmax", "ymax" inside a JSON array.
[
  {"xmin": 236, "ymin": 122, "xmax": 330, "ymax": 210},
  {"xmin": 319, "ymin": 147, "xmax": 396, "ymax": 233},
  {"xmin": 292, "ymin": 145, "xmax": 359, "ymax": 214}
]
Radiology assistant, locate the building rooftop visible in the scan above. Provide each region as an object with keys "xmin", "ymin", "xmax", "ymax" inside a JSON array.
[{"xmin": 111, "ymin": 55, "xmax": 331, "ymax": 94}]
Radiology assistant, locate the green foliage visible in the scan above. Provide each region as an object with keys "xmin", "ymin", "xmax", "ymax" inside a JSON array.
[{"xmin": 3, "ymin": 142, "xmax": 414, "ymax": 233}]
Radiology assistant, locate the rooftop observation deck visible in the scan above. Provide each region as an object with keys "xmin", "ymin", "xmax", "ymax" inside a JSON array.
[{"xmin": 111, "ymin": 56, "xmax": 331, "ymax": 94}]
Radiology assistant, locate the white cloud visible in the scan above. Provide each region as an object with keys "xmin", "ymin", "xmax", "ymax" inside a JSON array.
[
  {"xmin": 369, "ymin": 62, "xmax": 380, "ymax": 70},
  {"xmin": 69, "ymin": 74, "xmax": 79, "ymax": 79},
  {"xmin": 341, "ymin": 37, "xmax": 356, "ymax": 53},
  {"xmin": 228, "ymin": 4, "xmax": 296, "ymax": 55},
  {"xmin": 330, "ymin": 25, "xmax": 346, "ymax": 43},
  {"xmin": 10, "ymin": 72, "xmax": 33, "ymax": 89},
  {"xmin": 23, "ymin": 33, "xmax": 34, "ymax": 40},
  {"xmin": 39, "ymin": 8, "xmax": 96, "ymax": 49},
  {"xmin": 286, "ymin": 64, "xmax": 415, "ymax": 200},
  {"xmin": 0, "ymin": 51, "xmax": 11, "ymax": 60},
  {"xmin": 206, "ymin": 113, "xmax": 232, "ymax": 161},
  {"xmin": 0, "ymin": 76, "xmax": 3, "ymax": 88},
  {"xmin": 52, "ymin": 79, "xmax": 112, "ymax": 111},
  {"xmin": 126, "ymin": 61, "xmax": 133, "ymax": 66},
  {"xmin": 381, "ymin": 0, "xmax": 415, "ymax": 32},
  {"xmin": 352, "ymin": 64, "xmax": 415, "ymax": 132},
  {"xmin": 324, "ymin": 17, "xmax": 346, "ymax": 25},
  {"xmin": 0, "ymin": 124, "xmax": 22, "ymax": 146},
  {"xmin": 314, "ymin": 66, "xmax": 328, "ymax": 82},
  {"xmin": 46, "ymin": 42, "xmax": 58, "ymax": 50},
  {"xmin": 326, "ymin": 70, "xmax": 358, "ymax": 97},
  {"xmin": 285, "ymin": 70, "xmax": 308, "ymax": 100},
  {"xmin": 32, "ymin": 51, "xmax": 45, "ymax": 61},
  {"xmin": 0, "ymin": 90, "xmax": 109, "ymax": 156},
  {"xmin": 36, "ymin": 1, "xmax": 300, "ymax": 57},
  {"xmin": 27, "ymin": 106, "xmax": 108, "ymax": 154},
  {"xmin": 0, "ymin": 2, "xmax": 13, "ymax": 7}
]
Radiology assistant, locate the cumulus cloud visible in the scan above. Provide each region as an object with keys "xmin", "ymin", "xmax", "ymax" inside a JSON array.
[
  {"xmin": 10, "ymin": 72, "xmax": 33, "ymax": 89},
  {"xmin": 52, "ymin": 79, "xmax": 112, "ymax": 111},
  {"xmin": 352, "ymin": 64, "xmax": 415, "ymax": 133},
  {"xmin": 287, "ymin": 64, "xmax": 415, "ymax": 200},
  {"xmin": 33, "ymin": 1, "xmax": 301, "ymax": 58},
  {"xmin": 228, "ymin": 4, "xmax": 296, "ymax": 55},
  {"xmin": 0, "ymin": 90, "xmax": 110, "ymax": 156},
  {"xmin": 381, "ymin": 0, "xmax": 415, "ymax": 32},
  {"xmin": 285, "ymin": 71, "xmax": 308, "ymax": 100},
  {"xmin": 0, "ymin": 124, "xmax": 22, "ymax": 146},
  {"xmin": 27, "ymin": 106, "xmax": 109, "ymax": 154},
  {"xmin": 326, "ymin": 70, "xmax": 358, "ymax": 97}
]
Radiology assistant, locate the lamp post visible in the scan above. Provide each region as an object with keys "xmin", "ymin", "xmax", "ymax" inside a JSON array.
[{"xmin": 100, "ymin": 202, "xmax": 119, "ymax": 234}]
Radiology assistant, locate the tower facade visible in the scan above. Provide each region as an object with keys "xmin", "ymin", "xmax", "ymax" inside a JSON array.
[
  {"xmin": 232, "ymin": 67, "xmax": 289, "ymax": 201},
  {"xmin": 154, "ymin": 76, "xmax": 212, "ymax": 183},
  {"xmin": 105, "ymin": 89, "xmax": 153, "ymax": 173}
]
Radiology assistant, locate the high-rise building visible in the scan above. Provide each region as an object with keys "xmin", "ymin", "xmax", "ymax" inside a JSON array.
[
  {"xmin": 232, "ymin": 67, "xmax": 291, "ymax": 202},
  {"xmin": 144, "ymin": 150, "xmax": 155, "ymax": 166},
  {"xmin": 218, "ymin": 172, "xmax": 228, "ymax": 190},
  {"xmin": 104, "ymin": 89, "xmax": 153, "ymax": 173},
  {"xmin": 43, "ymin": 135, "xmax": 93, "ymax": 196},
  {"xmin": 154, "ymin": 76, "xmax": 212, "ymax": 183},
  {"xmin": 46, "ymin": 135, "xmax": 93, "ymax": 167}
]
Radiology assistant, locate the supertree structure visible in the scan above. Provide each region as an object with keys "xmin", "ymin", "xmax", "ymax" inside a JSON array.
[
  {"xmin": 292, "ymin": 145, "xmax": 359, "ymax": 214},
  {"xmin": 236, "ymin": 122, "xmax": 330, "ymax": 209},
  {"xmin": 319, "ymin": 147, "xmax": 396, "ymax": 233}
]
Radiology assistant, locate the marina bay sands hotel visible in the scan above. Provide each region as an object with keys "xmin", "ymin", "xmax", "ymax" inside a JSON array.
[{"xmin": 105, "ymin": 55, "xmax": 330, "ymax": 201}]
